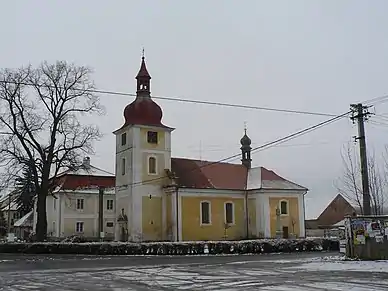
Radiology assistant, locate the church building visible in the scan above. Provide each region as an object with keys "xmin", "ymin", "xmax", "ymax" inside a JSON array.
[{"xmin": 113, "ymin": 56, "xmax": 308, "ymax": 242}]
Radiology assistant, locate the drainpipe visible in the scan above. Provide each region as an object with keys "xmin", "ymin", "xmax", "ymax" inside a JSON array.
[
  {"xmin": 58, "ymin": 195, "xmax": 62, "ymax": 238},
  {"xmin": 245, "ymin": 190, "xmax": 249, "ymax": 239}
]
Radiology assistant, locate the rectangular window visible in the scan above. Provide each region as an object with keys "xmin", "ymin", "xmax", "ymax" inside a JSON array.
[
  {"xmin": 76, "ymin": 222, "xmax": 84, "ymax": 233},
  {"xmin": 53, "ymin": 198, "xmax": 56, "ymax": 210},
  {"xmin": 106, "ymin": 222, "xmax": 114, "ymax": 228},
  {"xmin": 76, "ymin": 199, "xmax": 84, "ymax": 210},
  {"xmin": 225, "ymin": 202, "xmax": 234, "ymax": 224},
  {"xmin": 200, "ymin": 201, "xmax": 211, "ymax": 225},
  {"xmin": 280, "ymin": 201, "xmax": 288, "ymax": 215},
  {"xmin": 147, "ymin": 131, "xmax": 158, "ymax": 144},
  {"xmin": 121, "ymin": 132, "xmax": 127, "ymax": 146},
  {"xmin": 107, "ymin": 199, "xmax": 114, "ymax": 210},
  {"xmin": 121, "ymin": 158, "xmax": 126, "ymax": 175}
]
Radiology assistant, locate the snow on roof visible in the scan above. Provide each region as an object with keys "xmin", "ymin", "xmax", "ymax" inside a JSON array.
[
  {"xmin": 54, "ymin": 187, "xmax": 115, "ymax": 195},
  {"xmin": 332, "ymin": 219, "xmax": 345, "ymax": 228},
  {"xmin": 51, "ymin": 157, "xmax": 114, "ymax": 179},
  {"xmin": 57, "ymin": 165, "xmax": 113, "ymax": 177},
  {"xmin": 13, "ymin": 211, "xmax": 33, "ymax": 227}
]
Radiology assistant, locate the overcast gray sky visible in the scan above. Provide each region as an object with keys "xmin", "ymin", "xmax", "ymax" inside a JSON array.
[{"xmin": 2, "ymin": 0, "xmax": 388, "ymax": 218}]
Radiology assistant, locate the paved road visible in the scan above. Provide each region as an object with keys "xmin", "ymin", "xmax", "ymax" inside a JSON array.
[{"xmin": 0, "ymin": 252, "xmax": 387, "ymax": 290}]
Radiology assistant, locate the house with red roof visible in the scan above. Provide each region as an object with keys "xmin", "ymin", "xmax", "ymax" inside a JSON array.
[
  {"xmin": 113, "ymin": 55, "xmax": 308, "ymax": 242},
  {"xmin": 30, "ymin": 157, "xmax": 116, "ymax": 239}
]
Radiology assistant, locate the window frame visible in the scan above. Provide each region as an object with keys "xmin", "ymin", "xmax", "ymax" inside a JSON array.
[
  {"xmin": 121, "ymin": 132, "xmax": 127, "ymax": 146},
  {"xmin": 147, "ymin": 131, "xmax": 158, "ymax": 144},
  {"xmin": 279, "ymin": 199, "xmax": 289, "ymax": 216},
  {"xmin": 76, "ymin": 198, "xmax": 84, "ymax": 210},
  {"xmin": 224, "ymin": 201, "xmax": 235, "ymax": 225},
  {"xmin": 121, "ymin": 158, "xmax": 126, "ymax": 175},
  {"xmin": 106, "ymin": 199, "xmax": 114, "ymax": 210},
  {"xmin": 200, "ymin": 200, "xmax": 212, "ymax": 225},
  {"xmin": 147, "ymin": 155, "xmax": 158, "ymax": 175},
  {"xmin": 75, "ymin": 221, "xmax": 84, "ymax": 233}
]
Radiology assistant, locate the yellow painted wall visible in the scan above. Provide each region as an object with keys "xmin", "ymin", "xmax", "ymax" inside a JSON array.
[
  {"xmin": 181, "ymin": 196, "xmax": 246, "ymax": 241},
  {"xmin": 269, "ymin": 197, "xmax": 300, "ymax": 237},
  {"xmin": 142, "ymin": 196, "xmax": 163, "ymax": 241},
  {"xmin": 140, "ymin": 128, "xmax": 166, "ymax": 151},
  {"xmin": 247, "ymin": 198, "xmax": 257, "ymax": 237}
]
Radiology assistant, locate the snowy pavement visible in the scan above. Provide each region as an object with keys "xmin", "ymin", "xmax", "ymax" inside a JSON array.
[{"xmin": 0, "ymin": 252, "xmax": 388, "ymax": 290}]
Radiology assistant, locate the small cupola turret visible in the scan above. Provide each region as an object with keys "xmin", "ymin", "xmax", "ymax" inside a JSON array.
[
  {"xmin": 240, "ymin": 125, "xmax": 252, "ymax": 169},
  {"xmin": 136, "ymin": 49, "xmax": 151, "ymax": 97}
]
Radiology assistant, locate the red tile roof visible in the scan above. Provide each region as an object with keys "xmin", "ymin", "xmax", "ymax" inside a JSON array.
[{"xmin": 171, "ymin": 157, "xmax": 300, "ymax": 191}]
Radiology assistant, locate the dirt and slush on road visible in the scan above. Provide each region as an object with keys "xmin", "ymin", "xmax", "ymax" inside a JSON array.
[{"xmin": 1, "ymin": 251, "xmax": 388, "ymax": 290}]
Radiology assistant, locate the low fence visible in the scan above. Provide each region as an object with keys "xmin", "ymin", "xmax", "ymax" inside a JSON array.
[{"xmin": 345, "ymin": 215, "xmax": 388, "ymax": 260}]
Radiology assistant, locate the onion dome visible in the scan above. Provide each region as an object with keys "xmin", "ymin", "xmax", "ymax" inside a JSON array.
[{"xmin": 240, "ymin": 128, "xmax": 252, "ymax": 147}]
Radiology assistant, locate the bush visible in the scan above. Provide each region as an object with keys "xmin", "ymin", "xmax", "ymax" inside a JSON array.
[{"xmin": 0, "ymin": 238, "xmax": 339, "ymax": 255}]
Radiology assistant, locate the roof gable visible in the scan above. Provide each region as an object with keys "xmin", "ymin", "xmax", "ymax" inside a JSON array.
[
  {"xmin": 316, "ymin": 194, "xmax": 356, "ymax": 226},
  {"xmin": 55, "ymin": 164, "xmax": 114, "ymax": 178}
]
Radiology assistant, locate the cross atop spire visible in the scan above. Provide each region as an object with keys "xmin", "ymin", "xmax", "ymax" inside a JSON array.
[
  {"xmin": 244, "ymin": 121, "xmax": 247, "ymax": 134},
  {"xmin": 142, "ymin": 47, "xmax": 145, "ymax": 59}
]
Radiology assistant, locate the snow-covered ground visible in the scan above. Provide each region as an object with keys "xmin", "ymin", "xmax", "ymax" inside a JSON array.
[{"xmin": 1, "ymin": 253, "xmax": 388, "ymax": 290}]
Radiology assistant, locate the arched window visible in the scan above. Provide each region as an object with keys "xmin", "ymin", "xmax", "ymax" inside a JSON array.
[
  {"xmin": 280, "ymin": 200, "xmax": 288, "ymax": 215},
  {"xmin": 148, "ymin": 156, "xmax": 157, "ymax": 174}
]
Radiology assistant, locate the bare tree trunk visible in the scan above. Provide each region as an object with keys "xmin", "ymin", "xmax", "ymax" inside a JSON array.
[
  {"xmin": 36, "ymin": 187, "xmax": 48, "ymax": 241},
  {"xmin": 0, "ymin": 61, "xmax": 103, "ymax": 241}
]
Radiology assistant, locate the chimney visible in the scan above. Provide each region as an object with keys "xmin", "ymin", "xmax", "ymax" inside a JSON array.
[{"xmin": 83, "ymin": 157, "xmax": 91, "ymax": 169}]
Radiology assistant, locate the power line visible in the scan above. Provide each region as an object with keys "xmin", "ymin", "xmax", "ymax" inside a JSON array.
[
  {"xmin": 0, "ymin": 80, "xmax": 337, "ymax": 117},
  {"xmin": 364, "ymin": 94, "xmax": 388, "ymax": 106},
  {"xmin": 116, "ymin": 110, "xmax": 350, "ymax": 189}
]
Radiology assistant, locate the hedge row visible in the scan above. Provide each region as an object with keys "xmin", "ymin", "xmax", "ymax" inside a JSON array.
[{"xmin": 0, "ymin": 238, "xmax": 339, "ymax": 255}]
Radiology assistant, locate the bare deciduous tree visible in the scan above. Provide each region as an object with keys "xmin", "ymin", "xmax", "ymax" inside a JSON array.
[
  {"xmin": 335, "ymin": 143, "xmax": 387, "ymax": 215},
  {"xmin": 0, "ymin": 61, "xmax": 104, "ymax": 241}
]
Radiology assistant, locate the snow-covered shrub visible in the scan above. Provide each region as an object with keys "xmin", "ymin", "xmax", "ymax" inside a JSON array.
[{"xmin": 0, "ymin": 238, "xmax": 339, "ymax": 255}]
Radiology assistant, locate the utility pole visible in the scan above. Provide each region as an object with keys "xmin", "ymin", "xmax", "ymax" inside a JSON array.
[
  {"xmin": 350, "ymin": 103, "xmax": 372, "ymax": 215},
  {"xmin": 98, "ymin": 187, "xmax": 104, "ymax": 241}
]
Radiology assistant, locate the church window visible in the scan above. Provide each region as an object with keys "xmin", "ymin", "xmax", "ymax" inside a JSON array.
[
  {"xmin": 147, "ymin": 131, "xmax": 158, "ymax": 144},
  {"xmin": 200, "ymin": 201, "xmax": 211, "ymax": 225},
  {"xmin": 121, "ymin": 158, "xmax": 126, "ymax": 175},
  {"xmin": 224, "ymin": 202, "xmax": 234, "ymax": 225},
  {"xmin": 280, "ymin": 200, "xmax": 288, "ymax": 215},
  {"xmin": 121, "ymin": 132, "xmax": 127, "ymax": 146},
  {"xmin": 148, "ymin": 156, "xmax": 157, "ymax": 174}
]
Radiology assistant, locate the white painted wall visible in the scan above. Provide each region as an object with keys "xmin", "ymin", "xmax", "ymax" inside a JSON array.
[{"xmin": 32, "ymin": 189, "xmax": 116, "ymax": 238}]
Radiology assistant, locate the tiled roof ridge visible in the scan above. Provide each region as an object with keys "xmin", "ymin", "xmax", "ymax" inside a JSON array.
[{"xmin": 172, "ymin": 157, "xmax": 242, "ymax": 166}]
